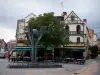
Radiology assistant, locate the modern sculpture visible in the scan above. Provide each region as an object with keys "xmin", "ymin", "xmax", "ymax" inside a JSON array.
[{"xmin": 28, "ymin": 25, "xmax": 47, "ymax": 62}]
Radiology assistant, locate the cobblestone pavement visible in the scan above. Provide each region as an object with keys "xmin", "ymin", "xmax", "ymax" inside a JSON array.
[{"xmin": 0, "ymin": 59, "xmax": 95, "ymax": 75}]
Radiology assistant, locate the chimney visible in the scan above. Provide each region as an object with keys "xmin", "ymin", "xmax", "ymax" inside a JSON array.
[
  {"xmin": 62, "ymin": 12, "xmax": 67, "ymax": 20},
  {"xmin": 63, "ymin": 12, "xmax": 67, "ymax": 16},
  {"xmin": 83, "ymin": 19, "xmax": 87, "ymax": 25}
]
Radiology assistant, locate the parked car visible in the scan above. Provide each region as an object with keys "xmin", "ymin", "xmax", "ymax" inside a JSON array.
[{"xmin": 0, "ymin": 52, "xmax": 5, "ymax": 58}]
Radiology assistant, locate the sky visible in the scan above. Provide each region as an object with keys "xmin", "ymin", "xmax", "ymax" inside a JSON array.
[{"xmin": 0, "ymin": 0, "xmax": 100, "ymax": 42}]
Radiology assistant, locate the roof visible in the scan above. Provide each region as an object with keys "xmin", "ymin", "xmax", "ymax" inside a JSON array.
[
  {"xmin": 25, "ymin": 13, "xmax": 36, "ymax": 18},
  {"xmin": 65, "ymin": 11, "xmax": 83, "ymax": 22}
]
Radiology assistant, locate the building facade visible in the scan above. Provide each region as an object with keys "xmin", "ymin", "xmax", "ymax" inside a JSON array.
[
  {"xmin": 62, "ymin": 11, "xmax": 89, "ymax": 58},
  {"xmin": 93, "ymin": 34, "xmax": 97, "ymax": 45},
  {"xmin": 16, "ymin": 13, "xmax": 36, "ymax": 46},
  {"xmin": 88, "ymin": 29, "xmax": 97, "ymax": 46},
  {"xmin": 0, "ymin": 39, "xmax": 6, "ymax": 52},
  {"xmin": 7, "ymin": 40, "xmax": 16, "ymax": 52}
]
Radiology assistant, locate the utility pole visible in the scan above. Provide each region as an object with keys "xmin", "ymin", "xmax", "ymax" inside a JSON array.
[{"xmin": 60, "ymin": 0, "xmax": 66, "ymax": 12}]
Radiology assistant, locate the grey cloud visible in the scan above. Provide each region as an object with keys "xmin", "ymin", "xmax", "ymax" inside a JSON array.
[{"xmin": 0, "ymin": 0, "xmax": 100, "ymax": 35}]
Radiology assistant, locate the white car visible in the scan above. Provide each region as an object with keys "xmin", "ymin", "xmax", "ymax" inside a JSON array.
[{"xmin": 0, "ymin": 52, "xmax": 5, "ymax": 58}]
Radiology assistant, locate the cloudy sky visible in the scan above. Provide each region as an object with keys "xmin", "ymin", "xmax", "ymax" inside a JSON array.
[{"xmin": 0, "ymin": 0, "xmax": 100, "ymax": 42}]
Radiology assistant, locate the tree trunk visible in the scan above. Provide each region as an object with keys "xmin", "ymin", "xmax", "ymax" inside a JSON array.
[
  {"xmin": 44, "ymin": 46, "xmax": 48, "ymax": 62},
  {"xmin": 52, "ymin": 48, "xmax": 54, "ymax": 62}
]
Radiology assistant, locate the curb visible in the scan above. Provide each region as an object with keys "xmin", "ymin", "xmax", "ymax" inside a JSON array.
[{"xmin": 73, "ymin": 61, "xmax": 96, "ymax": 75}]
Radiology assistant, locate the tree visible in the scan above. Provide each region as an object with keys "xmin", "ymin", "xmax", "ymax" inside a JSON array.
[
  {"xmin": 89, "ymin": 45, "xmax": 99, "ymax": 59},
  {"xmin": 28, "ymin": 12, "xmax": 69, "ymax": 60},
  {"xmin": 28, "ymin": 12, "xmax": 68, "ymax": 46}
]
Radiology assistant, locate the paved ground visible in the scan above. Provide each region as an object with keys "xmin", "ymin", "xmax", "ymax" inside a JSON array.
[
  {"xmin": 0, "ymin": 59, "xmax": 95, "ymax": 75},
  {"xmin": 77, "ymin": 56, "xmax": 100, "ymax": 75}
]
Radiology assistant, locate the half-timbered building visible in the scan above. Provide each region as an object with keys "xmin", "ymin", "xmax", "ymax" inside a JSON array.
[{"xmin": 62, "ymin": 11, "xmax": 89, "ymax": 58}]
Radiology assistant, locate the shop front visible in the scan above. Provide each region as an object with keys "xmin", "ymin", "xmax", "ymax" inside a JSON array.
[{"xmin": 64, "ymin": 47, "xmax": 86, "ymax": 59}]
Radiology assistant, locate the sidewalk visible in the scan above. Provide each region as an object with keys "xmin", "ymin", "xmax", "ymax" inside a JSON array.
[
  {"xmin": 60, "ymin": 59, "xmax": 96, "ymax": 73},
  {"xmin": 24, "ymin": 59, "xmax": 96, "ymax": 75},
  {"xmin": 4, "ymin": 59, "xmax": 96, "ymax": 75},
  {"xmin": 73, "ymin": 60, "xmax": 96, "ymax": 74},
  {"xmin": 76, "ymin": 61, "xmax": 98, "ymax": 75}
]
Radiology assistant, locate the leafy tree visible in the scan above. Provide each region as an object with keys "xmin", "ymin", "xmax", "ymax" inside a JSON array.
[
  {"xmin": 28, "ymin": 12, "xmax": 69, "ymax": 47},
  {"xmin": 89, "ymin": 45, "xmax": 99, "ymax": 59},
  {"xmin": 28, "ymin": 12, "xmax": 69, "ymax": 60}
]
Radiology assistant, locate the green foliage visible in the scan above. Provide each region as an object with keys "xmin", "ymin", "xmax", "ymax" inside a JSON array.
[
  {"xmin": 28, "ymin": 12, "xmax": 69, "ymax": 47},
  {"xmin": 89, "ymin": 45, "xmax": 99, "ymax": 59},
  {"xmin": 24, "ymin": 40, "xmax": 31, "ymax": 45}
]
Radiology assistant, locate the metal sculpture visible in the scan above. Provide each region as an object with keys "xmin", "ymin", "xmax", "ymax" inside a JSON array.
[{"xmin": 28, "ymin": 25, "xmax": 46, "ymax": 62}]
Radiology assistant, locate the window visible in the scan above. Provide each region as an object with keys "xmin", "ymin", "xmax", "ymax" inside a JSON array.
[
  {"xmin": 77, "ymin": 37, "xmax": 80, "ymax": 43},
  {"xmin": 76, "ymin": 25, "xmax": 81, "ymax": 34},
  {"xmin": 65, "ymin": 25, "xmax": 69, "ymax": 31},
  {"xmin": 20, "ymin": 29, "xmax": 24, "ymax": 33},
  {"xmin": 71, "ymin": 16, "xmax": 75, "ymax": 21}
]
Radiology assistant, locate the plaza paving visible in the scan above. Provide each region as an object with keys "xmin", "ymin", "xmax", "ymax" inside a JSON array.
[{"xmin": 0, "ymin": 59, "xmax": 95, "ymax": 75}]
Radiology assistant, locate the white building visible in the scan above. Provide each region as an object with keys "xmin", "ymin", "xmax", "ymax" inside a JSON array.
[
  {"xmin": 16, "ymin": 13, "xmax": 36, "ymax": 46},
  {"xmin": 62, "ymin": 11, "xmax": 89, "ymax": 57},
  {"xmin": 93, "ymin": 34, "xmax": 97, "ymax": 45},
  {"xmin": 63, "ymin": 11, "xmax": 88, "ymax": 47},
  {"xmin": 16, "ymin": 19, "xmax": 25, "ymax": 41}
]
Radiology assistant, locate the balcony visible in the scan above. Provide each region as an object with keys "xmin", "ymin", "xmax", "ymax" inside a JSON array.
[
  {"xmin": 24, "ymin": 26, "xmax": 28, "ymax": 33},
  {"xmin": 69, "ymin": 31, "xmax": 84, "ymax": 35}
]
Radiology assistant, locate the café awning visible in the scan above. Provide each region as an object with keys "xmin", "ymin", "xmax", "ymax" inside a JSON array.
[
  {"xmin": 66, "ymin": 47, "xmax": 86, "ymax": 51},
  {"xmin": 13, "ymin": 46, "xmax": 32, "ymax": 51},
  {"xmin": 13, "ymin": 45, "xmax": 45, "ymax": 51}
]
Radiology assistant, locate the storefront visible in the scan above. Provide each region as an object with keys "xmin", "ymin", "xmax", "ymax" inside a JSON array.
[{"xmin": 63, "ymin": 47, "xmax": 86, "ymax": 59}]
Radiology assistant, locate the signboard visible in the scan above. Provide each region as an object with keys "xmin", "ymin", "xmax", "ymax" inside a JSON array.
[{"xmin": 47, "ymin": 45, "xmax": 53, "ymax": 50}]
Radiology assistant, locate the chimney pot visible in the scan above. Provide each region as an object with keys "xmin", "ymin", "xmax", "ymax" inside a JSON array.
[
  {"xmin": 83, "ymin": 19, "xmax": 87, "ymax": 22},
  {"xmin": 63, "ymin": 12, "xmax": 67, "ymax": 15}
]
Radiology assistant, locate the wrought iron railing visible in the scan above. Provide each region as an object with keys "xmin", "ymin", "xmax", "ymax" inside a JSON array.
[{"xmin": 69, "ymin": 31, "xmax": 84, "ymax": 34}]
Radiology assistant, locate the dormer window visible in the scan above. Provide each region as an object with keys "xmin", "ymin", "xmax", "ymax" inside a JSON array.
[
  {"xmin": 71, "ymin": 16, "xmax": 75, "ymax": 21},
  {"xmin": 65, "ymin": 25, "xmax": 69, "ymax": 31}
]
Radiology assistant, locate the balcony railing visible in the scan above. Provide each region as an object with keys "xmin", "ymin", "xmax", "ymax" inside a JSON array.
[{"xmin": 69, "ymin": 31, "xmax": 84, "ymax": 35}]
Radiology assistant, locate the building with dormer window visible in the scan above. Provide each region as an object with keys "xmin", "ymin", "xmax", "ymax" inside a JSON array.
[{"xmin": 61, "ymin": 11, "xmax": 89, "ymax": 58}]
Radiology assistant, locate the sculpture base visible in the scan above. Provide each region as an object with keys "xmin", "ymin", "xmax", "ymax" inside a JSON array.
[{"xmin": 8, "ymin": 62, "xmax": 62, "ymax": 68}]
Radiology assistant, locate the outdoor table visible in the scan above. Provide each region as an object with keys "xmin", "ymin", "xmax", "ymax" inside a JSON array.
[
  {"xmin": 76, "ymin": 59, "xmax": 82, "ymax": 64},
  {"xmin": 17, "ymin": 56, "xmax": 22, "ymax": 61},
  {"xmin": 80, "ymin": 59, "xmax": 86, "ymax": 64},
  {"xmin": 10, "ymin": 56, "xmax": 16, "ymax": 62},
  {"xmin": 23, "ymin": 57, "xmax": 31, "ymax": 62},
  {"xmin": 65, "ymin": 58, "xmax": 71, "ymax": 63},
  {"xmin": 70, "ymin": 58, "xmax": 74, "ymax": 63}
]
